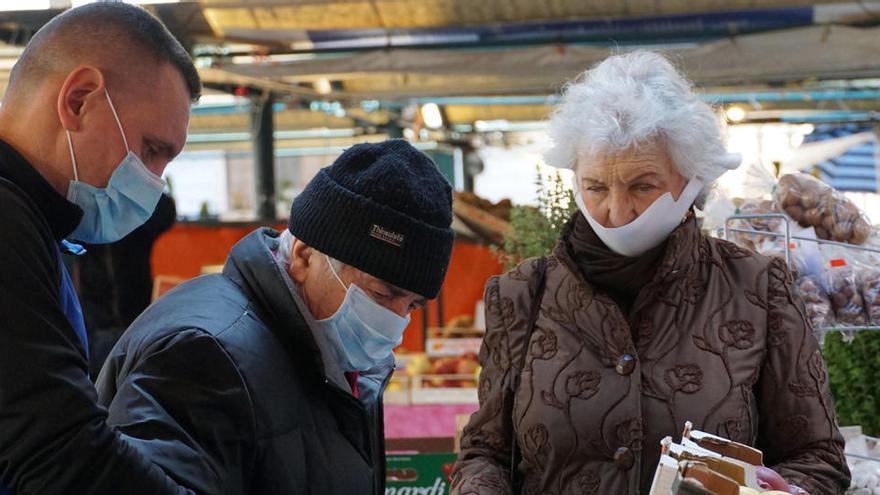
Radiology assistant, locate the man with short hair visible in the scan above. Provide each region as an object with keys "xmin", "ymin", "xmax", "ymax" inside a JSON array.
[
  {"xmin": 96, "ymin": 140, "xmax": 456, "ymax": 494},
  {"xmin": 0, "ymin": 3, "xmax": 200, "ymax": 494}
]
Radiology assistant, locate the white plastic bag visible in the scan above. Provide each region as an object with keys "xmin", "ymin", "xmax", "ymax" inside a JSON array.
[
  {"xmin": 775, "ymin": 173, "xmax": 871, "ymax": 245},
  {"xmin": 822, "ymin": 247, "xmax": 868, "ymax": 327}
]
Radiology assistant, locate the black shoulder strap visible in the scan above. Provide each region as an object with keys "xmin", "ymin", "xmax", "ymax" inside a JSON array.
[{"xmin": 509, "ymin": 256, "xmax": 548, "ymax": 492}]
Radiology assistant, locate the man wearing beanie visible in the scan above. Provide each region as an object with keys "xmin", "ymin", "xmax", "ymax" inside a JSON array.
[{"xmin": 95, "ymin": 139, "xmax": 455, "ymax": 494}]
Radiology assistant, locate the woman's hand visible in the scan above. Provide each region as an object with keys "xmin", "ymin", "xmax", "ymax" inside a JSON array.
[{"xmin": 755, "ymin": 466, "xmax": 810, "ymax": 494}]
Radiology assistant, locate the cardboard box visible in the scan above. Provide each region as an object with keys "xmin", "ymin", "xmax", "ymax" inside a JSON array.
[
  {"xmin": 425, "ymin": 338, "xmax": 483, "ymax": 357},
  {"xmin": 386, "ymin": 453, "xmax": 458, "ymax": 495},
  {"xmin": 410, "ymin": 375, "xmax": 478, "ymax": 405}
]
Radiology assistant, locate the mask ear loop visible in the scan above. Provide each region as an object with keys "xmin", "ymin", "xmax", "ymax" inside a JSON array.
[
  {"xmin": 65, "ymin": 130, "xmax": 79, "ymax": 182},
  {"xmin": 324, "ymin": 253, "xmax": 349, "ymax": 291},
  {"xmin": 104, "ymin": 89, "xmax": 130, "ymax": 153}
]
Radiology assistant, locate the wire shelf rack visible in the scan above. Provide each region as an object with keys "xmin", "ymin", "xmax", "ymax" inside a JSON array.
[{"xmin": 723, "ymin": 213, "xmax": 880, "ymax": 339}]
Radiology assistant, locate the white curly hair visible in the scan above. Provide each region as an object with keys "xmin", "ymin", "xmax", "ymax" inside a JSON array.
[{"xmin": 544, "ymin": 50, "xmax": 741, "ymax": 203}]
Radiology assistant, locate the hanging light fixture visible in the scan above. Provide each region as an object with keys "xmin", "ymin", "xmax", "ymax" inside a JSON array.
[{"xmin": 421, "ymin": 103, "xmax": 444, "ymax": 129}]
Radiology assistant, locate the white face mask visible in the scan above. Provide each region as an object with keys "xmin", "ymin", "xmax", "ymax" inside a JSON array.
[{"xmin": 573, "ymin": 176, "xmax": 704, "ymax": 257}]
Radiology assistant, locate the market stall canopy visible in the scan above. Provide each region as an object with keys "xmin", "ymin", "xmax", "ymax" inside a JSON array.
[
  {"xmin": 196, "ymin": 0, "xmax": 857, "ymax": 34},
  {"xmin": 799, "ymin": 125, "xmax": 880, "ymax": 192},
  {"xmin": 0, "ymin": 0, "xmax": 877, "ymax": 136},
  {"xmin": 203, "ymin": 24, "xmax": 880, "ymax": 99},
  {"xmin": 781, "ymin": 131, "xmax": 875, "ymax": 175}
]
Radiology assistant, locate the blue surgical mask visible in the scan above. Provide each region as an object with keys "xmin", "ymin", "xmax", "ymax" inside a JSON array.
[
  {"xmin": 316, "ymin": 255, "xmax": 410, "ymax": 372},
  {"xmin": 66, "ymin": 89, "xmax": 165, "ymax": 244}
]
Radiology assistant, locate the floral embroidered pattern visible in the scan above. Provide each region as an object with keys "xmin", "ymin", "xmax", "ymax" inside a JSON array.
[
  {"xmin": 778, "ymin": 414, "xmax": 811, "ymax": 449},
  {"xmin": 521, "ymin": 423, "xmax": 550, "ymax": 470},
  {"xmin": 767, "ymin": 311, "xmax": 787, "ymax": 347},
  {"xmin": 809, "ymin": 349, "xmax": 828, "ymax": 385},
  {"xmin": 717, "ymin": 240, "xmax": 754, "ymax": 259},
  {"xmin": 478, "ymin": 375, "xmax": 492, "ymax": 402},
  {"xmin": 665, "ymin": 364, "xmax": 703, "ymax": 394},
  {"xmin": 530, "ymin": 329, "xmax": 558, "ymax": 360},
  {"xmin": 719, "ymin": 404, "xmax": 752, "ymax": 444},
  {"xmin": 719, "ymin": 320, "xmax": 756, "ymax": 350},
  {"xmin": 720, "ymin": 416, "xmax": 745, "ymax": 442},
  {"xmin": 681, "ymin": 272, "xmax": 708, "ymax": 304},
  {"xmin": 568, "ymin": 468, "xmax": 600, "ymax": 495},
  {"xmin": 565, "ymin": 371, "xmax": 601, "ymax": 400},
  {"xmin": 615, "ymin": 417, "xmax": 644, "ymax": 452}
]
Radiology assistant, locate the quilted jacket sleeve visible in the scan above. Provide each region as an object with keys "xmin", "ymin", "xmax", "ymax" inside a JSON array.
[
  {"xmin": 757, "ymin": 257, "xmax": 851, "ymax": 494},
  {"xmin": 97, "ymin": 329, "xmax": 256, "ymax": 495},
  {"xmin": 452, "ymin": 259, "xmax": 542, "ymax": 495}
]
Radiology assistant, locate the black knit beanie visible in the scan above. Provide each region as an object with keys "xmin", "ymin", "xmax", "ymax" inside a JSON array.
[{"xmin": 288, "ymin": 139, "xmax": 454, "ymax": 299}]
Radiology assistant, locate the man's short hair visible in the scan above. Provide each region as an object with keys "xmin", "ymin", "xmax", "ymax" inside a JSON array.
[{"xmin": 7, "ymin": 2, "xmax": 200, "ymax": 102}]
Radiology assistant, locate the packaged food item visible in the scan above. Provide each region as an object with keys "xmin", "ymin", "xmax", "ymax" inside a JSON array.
[
  {"xmin": 731, "ymin": 199, "xmax": 783, "ymax": 252},
  {"xmin": 782, "ymin": 235, "xmax": 831, "ymax": 331},
  {"xmin": 795, "ymin": 275, "xmax": 835, "ymax": 330},
  {"xmin": 824, "ymin": 256, "xmax": 868, "ymax": 327},
  {"xmin": 774, "ymin": 173, "xmax": 872, "ymax": 245},
  {"xmin": 775, "ymin": 173, "xmax": 830, "ymax": 223},
  {"xmin": 855, "ymin": 257, "xmax": 880, "ymax": 325},
  {"xmin": 848, "ymin": 460, "xmax": 880, "ymax": 494},
  {"xmin": 685, "ymin": 426, "xmax": 763, "ymax": 466},
  {"xmin": 820, "ymin": 193, "xmax": 871, "ymax": 244}
]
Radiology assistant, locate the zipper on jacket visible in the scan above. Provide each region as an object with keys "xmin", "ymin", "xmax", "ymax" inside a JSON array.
[
  {"xmin": 322, "ymin": 366, "xmax": 394, "ymax": 495},
  {"xmin": 373, "ymin": 370, "xmax": 393, "ymax": 495}
]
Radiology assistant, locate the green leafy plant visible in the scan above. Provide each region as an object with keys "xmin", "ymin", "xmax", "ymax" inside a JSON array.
[
  {"xmin": 823, "ymin": 331, "xmax": 880, "ymax": 436},
  {"xmin": 495, "ymin": 166, "xmax": 576, "ymax": 270}
]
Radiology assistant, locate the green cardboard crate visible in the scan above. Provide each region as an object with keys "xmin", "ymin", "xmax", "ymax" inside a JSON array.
[{"xmin": 385, "ymin": 453, "xmax": 457, "ymax": 495}]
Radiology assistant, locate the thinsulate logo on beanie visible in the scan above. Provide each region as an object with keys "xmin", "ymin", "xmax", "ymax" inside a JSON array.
[{"xmin": 370, "ymin": 224, "xmax": 405, "ymax": 247}]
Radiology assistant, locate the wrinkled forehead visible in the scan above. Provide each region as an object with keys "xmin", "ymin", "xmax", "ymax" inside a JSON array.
[{"xmin": 576, "ymin": 143, "xmax": 678, "ymax": 183}]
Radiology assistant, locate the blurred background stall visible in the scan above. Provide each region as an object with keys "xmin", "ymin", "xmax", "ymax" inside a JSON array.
[{"xmin": 3, "ymin": 1, "xmax": 879, "ymax": 492}]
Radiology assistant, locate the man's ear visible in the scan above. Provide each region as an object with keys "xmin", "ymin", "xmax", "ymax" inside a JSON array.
[
  {"xmin": 57, "ymin": 65, "xmax": 105, "ymax": 132},
  {"xmin": 289, "ymin": 239, "xmax": 314, "ymax": 285}
]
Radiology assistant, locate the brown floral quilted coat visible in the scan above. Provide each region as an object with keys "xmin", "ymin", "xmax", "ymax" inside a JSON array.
[{"xmin": 452, "ymin": 217, "xmax": 850, "ymax": 495}]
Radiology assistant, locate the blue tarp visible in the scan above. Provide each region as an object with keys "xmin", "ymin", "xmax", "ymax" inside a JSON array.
[{"xmin": 802, "ymin": 124, "xmax": 878, "ymax": 192}]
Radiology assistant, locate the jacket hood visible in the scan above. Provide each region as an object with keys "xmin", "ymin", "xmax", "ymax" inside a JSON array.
[
  {"xmin": 223, "ymin": 228, "xmax": 327, "ymax": 378},
  {"xmin": 222, "ymin": 228, "xmax": 394, "ymax": 384}
]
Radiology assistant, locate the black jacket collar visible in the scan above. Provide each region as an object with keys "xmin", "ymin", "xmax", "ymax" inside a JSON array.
[
  {"xmin": 0, "ymin": 138, "xmax": 82, "ymax": 241},
  {"xmin": 222, "ymin": 228, "xmax": 333, "ymax": 382}
]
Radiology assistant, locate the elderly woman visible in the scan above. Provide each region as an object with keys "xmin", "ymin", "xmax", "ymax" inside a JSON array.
[{"xmin": 452, "ymin": 51, "xmax": 850, "ymax": 495}]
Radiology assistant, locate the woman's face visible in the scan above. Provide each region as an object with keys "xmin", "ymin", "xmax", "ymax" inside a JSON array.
[{"xmin": 574, "ymin": 140, "xmax": 687, "ymax": 228}]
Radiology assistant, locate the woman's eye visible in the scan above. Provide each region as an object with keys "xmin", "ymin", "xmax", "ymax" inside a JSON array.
[
  {"xmin": 587, "ymin": 186, "xmax": 607, "ymax": 193},
  {"xmin": 634, "ymin": 184, "xmax": 656, "ymax": 192}
]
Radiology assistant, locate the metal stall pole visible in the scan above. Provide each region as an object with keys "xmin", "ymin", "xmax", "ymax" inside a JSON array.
[{"xmin": 252, "ymin": 92, "xmax": 276, "ymax": 222}]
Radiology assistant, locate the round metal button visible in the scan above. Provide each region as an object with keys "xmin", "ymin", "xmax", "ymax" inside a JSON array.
[
  {"xmin": 613, "ymin": 446, "xmax": 635, "ymax": 470},
  {"xmin": 616, "ymin": 354, "xmax": 636, "ymax": 376}
]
